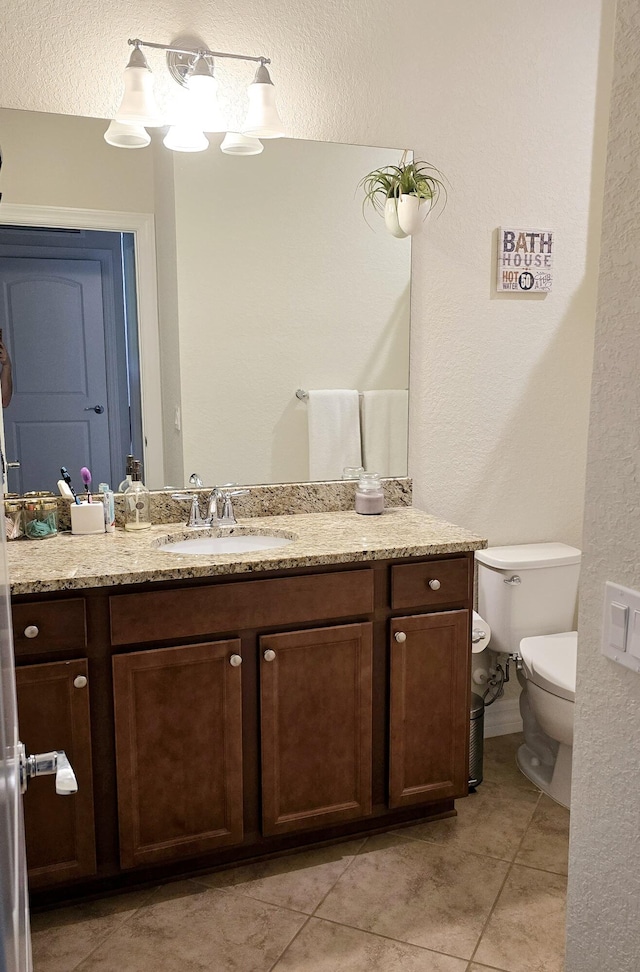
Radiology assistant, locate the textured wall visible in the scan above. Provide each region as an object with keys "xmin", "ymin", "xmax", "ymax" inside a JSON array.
[
  {"xmin": 0, "ymin": 0, "xmax": 609, "ymax": 546},
  {"xmin": 566, "ymin": 2, "xmax": 640, "ymax": 969}
]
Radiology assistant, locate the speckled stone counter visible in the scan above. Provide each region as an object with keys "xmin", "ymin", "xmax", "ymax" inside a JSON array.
[{"xmin": 9, "ymin": 508, "xmax": 486, "ymax": 595}]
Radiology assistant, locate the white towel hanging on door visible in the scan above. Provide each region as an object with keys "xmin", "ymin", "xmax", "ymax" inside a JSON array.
[{"xmin": 306, "ymin": 389, "xmax": 362, "ymax": 480}]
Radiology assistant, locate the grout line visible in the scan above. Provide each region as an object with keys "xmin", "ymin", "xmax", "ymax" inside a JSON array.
[
  {"xmin": 310, "ymin": 912, "xmax": 475, "ymax": 964},
  {"xmin": 61, "ymin": 883, "xmax": 160, "ymax": 972},
  {"xmin": 467, "ymin": 791, "xmax": 543, "ymax": 967},
  {"xmin": 265, "ymin": 914, "xmax": 313, "ymax": 972}
]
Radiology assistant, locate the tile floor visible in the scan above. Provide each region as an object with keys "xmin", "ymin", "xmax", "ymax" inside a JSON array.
[{"xmin": 31, "ymin": 733, "xmax": 570, "ymax": 972}]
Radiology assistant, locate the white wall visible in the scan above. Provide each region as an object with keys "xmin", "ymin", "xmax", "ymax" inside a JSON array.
[
  {"xmin": 171, "ymin": 138, "xmax": 409, "ymax": 485},
  {"xmin": 0, "ymin": 0, "xmax": 609, "ymax": 546},
  {"xmin": 566, "ymin": 2, "xmax": 640, "ymax": 968}
]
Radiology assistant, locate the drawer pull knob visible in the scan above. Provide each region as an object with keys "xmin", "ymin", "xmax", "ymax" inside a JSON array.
[
  {"xmin": 24, "ymin": 625, "xmax": 39, "ymax": 639},
  {"xmin": 229, "ymin": 654, "xmax": 243, "ymax": 667},
  {"xmin": 394, "ymin": 631, "xmax": 407, "ymax": 643},
  {"xmin": 263, "ymin": 649, "xmax": 276, "ymax": 662},
  {"xmin": 73, "ymin": 675, "xmax": 88, "ymax": 689},
  {"xmin": 428, "ymin": 579, "xmax": 441, "ymax": 591}
]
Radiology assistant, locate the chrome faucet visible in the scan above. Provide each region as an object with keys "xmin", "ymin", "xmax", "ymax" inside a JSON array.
[
  {"xmin": 208, "ymin": 486, "xmax": 249, "ymax": 526},
  {"xmin": 171, "ymin": 492, "xmax": 206, "ymax": 528}
]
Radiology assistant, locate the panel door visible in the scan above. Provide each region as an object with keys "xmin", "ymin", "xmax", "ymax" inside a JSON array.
[
  {"xmin": 16, "ymin": 658, "xmax": 97, "ymax": 888},
  {"xmin": 389, "ymin": 611, "xmax": 470, "ymax": 808},
  {"xmin": 260, "ymin": 622, "xmax": 373, "ymax": 836},
  {"xmin": 0, "ymin": 257, "xmax": 111, "ymax": 492},
  {"xmin": 113, "ymin": 640, "xmax": 244, "ymax": 869}
]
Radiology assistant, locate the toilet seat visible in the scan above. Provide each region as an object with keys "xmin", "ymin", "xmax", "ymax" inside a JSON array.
[{"xmin": 519, "ymin": 631, "xmax": 577, "ymax": 702}]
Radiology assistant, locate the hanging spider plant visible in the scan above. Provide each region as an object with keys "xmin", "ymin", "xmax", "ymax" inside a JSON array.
[{"xmin": 358, "ymin": 151, "xmax": 447, "ymax": 237}]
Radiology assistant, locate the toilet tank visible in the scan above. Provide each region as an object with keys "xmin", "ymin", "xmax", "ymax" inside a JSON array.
[{"xmin": 476, "ymin": 543, "xmax": 581, "ymax": 655}]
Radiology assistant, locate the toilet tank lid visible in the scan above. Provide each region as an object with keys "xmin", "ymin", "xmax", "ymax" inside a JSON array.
[
  {"xmin": 520, "ymin": 631, "xmax": 577, "ymax": 701},
  {"xmin": 475, "ymin": 543, "xmax": 582, "ymax": 570}
]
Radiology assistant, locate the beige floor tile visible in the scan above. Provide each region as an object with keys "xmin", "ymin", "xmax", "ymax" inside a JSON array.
[
  {"xmin": 195, "ymin": 839, "xmax": 365, "ymax": 913},
  {"xmin": 474, "ymin": 864, "xmax": 566, "ymax": 972},
  {"xmin": 483, "ymin": 733, "xmax": 539, "ymax": 792},
  {"xmin": 315, "ymin": 833, "xmax": 509, "ymax": 961},
  {"xmin": 396, "ymin": 781, "xmax": 539, "ymax": 861},
  {"xmin": 515, "ymin": 795, "xmax": 570, "ymax": 875},
  {"xmin": 272, "ymin": 917, "xmax": 468, "ymax": 971},
  {"xmin": 73, "ymin": 881, "xmax": 306, "ymax": 972},
  {"xmin": 468, "ymin": 965, "xmax": 509, "ymax": 971},
  {"xmin": 31, "ymin": 888, "xmax": 155, "ymax": 972}
]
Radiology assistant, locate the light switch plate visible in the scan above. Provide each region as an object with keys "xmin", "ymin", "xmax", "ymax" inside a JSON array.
[{"xmin": 602, "ymin": 581, "xmax": 640, "ymax": 672}]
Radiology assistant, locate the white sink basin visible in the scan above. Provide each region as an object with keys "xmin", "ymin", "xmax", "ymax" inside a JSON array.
[{"xmin": 159, "ymin": 534, "xmax": 294, "ymax": 556}]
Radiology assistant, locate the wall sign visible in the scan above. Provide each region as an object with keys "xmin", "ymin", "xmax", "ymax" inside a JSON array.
[{"xmin": 497, "ymin": 227, "xmax": 553, "ymax": 293}]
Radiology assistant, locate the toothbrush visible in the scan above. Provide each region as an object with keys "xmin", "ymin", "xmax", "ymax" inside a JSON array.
[
  {"xmin": 80, "ymin": 466, "xmax": 92, "ymax": 503},
  {"xmin": 60, "ymin": 467, "xmax": 80, "ymax": 504}
]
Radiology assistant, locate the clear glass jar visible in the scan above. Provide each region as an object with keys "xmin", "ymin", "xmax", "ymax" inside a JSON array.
[
  {"xmin": 342, "ymin": 465, "xmax": 365, "ymax": 480},
  {"xmin": 355, "ymin": 473, "xmax": 385, "ymax": 515},
  {"xmin": 4, "ymin": 494, "xmax": 24, "ymax": 540},
  {"xmin": 23, "ymin": 491, "xmax": 59, "ymax": 539}
]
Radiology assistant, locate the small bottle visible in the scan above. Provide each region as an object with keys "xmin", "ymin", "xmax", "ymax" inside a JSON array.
[
  {"xmin": 98, "ymin": 483, "xmax": 116, "ymax": 534},
  {"xmin": 118, "ymin": 455, "xmax": 135, "ymax": 493},
  {"xmin": 355, "ymin": 473, "xmax": 385, "ymax": 515},
  {"xmin": 124, "ymin": 461, "xmax": 151, "ymax": 532}
]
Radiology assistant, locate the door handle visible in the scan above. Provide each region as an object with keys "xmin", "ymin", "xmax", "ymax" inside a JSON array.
[
  {"xmin": 84, "ymin": 404, "xmax": 105, "ymax": 414},
  {"xmin": 19, "ymin": 747, "xmax": 78, "ymax": 795},
  {"xmin": 6, "ymin": 460, "xmax": 20, "ymax": 468}
]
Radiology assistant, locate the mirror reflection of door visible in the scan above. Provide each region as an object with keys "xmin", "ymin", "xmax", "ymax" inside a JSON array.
[{"xmin": 0, "ymin": 227, "xmax": 142, "ymax": 494}]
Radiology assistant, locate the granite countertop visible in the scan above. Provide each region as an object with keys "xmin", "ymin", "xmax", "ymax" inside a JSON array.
[{"xmin": 8, "ymin": 508, "xmax": 487, "ymax": 595}]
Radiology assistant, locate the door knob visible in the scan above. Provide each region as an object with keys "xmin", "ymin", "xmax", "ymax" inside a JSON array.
[
  {"xmin": 73, "ymin": 675, "xmax": 87, "ymax": 689},
  {"xmin": 428, "ymin": 579, "xmax": 441, "ymax": 590},
  {"xmin": 394, "ymin": 631, "xmax": 407, "ymax": 643},
  {"xmin": 24, "ymin": 625, "xmax": 39, "ymax": 639},
  {"xmin": 84, "ymin": 404, "xmax": 105, "ymax": 414},
  {"xmin": 263, "ymin": 649, "xmax": 276, "ymax": 662},
  {"xmin": 229, "ymin": 654, "xmax": 243, "ymax": 667}
]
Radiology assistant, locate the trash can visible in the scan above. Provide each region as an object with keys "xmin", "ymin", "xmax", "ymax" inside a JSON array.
[{"xmin": 469, "ymin": 692, "xmax": 485, "ymax": 789}]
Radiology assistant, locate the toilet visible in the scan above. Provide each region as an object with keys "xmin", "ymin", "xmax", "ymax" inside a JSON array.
[{"xmin": 476, "ymin": 543, "xmax": 581, "ymax": 808}]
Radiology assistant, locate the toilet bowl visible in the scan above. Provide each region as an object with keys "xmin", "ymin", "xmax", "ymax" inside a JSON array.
[
  {"xmin": 517, "ymin": 631, "xmax": 577, "ymax": 808},
  {"xmin": 476, "ymin": 542, "xmax": 581, "ymax": 809}
]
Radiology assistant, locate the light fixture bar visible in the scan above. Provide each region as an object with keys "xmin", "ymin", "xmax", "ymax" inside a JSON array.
[{"xmin": 128, "ymin": 38, "xmax": 270, "ymax": 65}]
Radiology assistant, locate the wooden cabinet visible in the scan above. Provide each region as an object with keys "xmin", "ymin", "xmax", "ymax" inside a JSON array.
[
  {"xmin": 260, "ymin": 623, "xmax": 373, "ymax": 836},
  {"xmin": 14, "ymin": 551, "xmax": 475, "ymax": 900},
  {"xmin": 389, "ymin": 611, "xmax": 470, "ymax": 808},
  {"xmin": 16, "ymin": 659, "xmax": 96, "ymax": 888},
  {"xmin": 112, "ymin": 639, "xmax": 244, "ymax": 868}
]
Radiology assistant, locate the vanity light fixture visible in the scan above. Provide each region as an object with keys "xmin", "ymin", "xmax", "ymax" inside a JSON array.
[{"xmin": 107, "ymin": 37, "xmax": 286, "ymax": 152}]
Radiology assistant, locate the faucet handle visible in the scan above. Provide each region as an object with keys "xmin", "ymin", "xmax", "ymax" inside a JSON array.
[{"xmin": 171, "ymin": 493, "xmax": 205, "ymax": 527}]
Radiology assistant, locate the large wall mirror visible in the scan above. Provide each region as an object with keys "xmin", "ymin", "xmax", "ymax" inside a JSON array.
[{"xmin": 0, "ymin": 108, "xmax": 411, "ymax": 492}]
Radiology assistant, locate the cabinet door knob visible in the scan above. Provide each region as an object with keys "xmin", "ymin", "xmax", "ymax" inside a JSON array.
[
  {"xmin": 394, "ymin": 631, "xmax": 407, "ymax": 643},
  {"xmin": 24, "ymin": 625, "xmax": 39, "ymax": 639},
  {"xmin": 263, "ymin": 649, "xmax": 276, "ymax": 662},
  {"xmin": 229, "ymin": 654, "xmax": 243, "ymax": 667},
  {"xmin": 428, "ymin": 579, "xmax": 441, "ymax": 591},
  {"xmin": 73, "ymin": 675, "xmax": 87, "ymax": 689}
]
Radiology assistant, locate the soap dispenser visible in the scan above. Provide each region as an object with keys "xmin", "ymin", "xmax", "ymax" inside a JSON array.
[
  {"xmin": 124, "ymin": 460, "xmax": 151, "ymax": 532},
  {"xmin": 118, "ymin": 455, "xmax": 135, "ymax": 493}
]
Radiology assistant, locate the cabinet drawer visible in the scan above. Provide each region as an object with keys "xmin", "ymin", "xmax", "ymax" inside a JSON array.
[
  {"xmin": 391, "ymin": 558, "xmax": 470, "ymax": 610},
  {"xmin": 12, "ymin": 599, "xmax": 87, "ymax": 656},
  {"xmin": 110, "ymin": 569, "xmax": 374, "ymax": 646}
]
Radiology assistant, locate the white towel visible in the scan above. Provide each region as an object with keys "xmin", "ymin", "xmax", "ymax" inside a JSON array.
[
  {"xmin": 307, "ymin": 389, "xmax": 362, "ymax": 481},
  {"xmin": 361, "ymin": 390, "xmax": 409, "ymax": 477}
]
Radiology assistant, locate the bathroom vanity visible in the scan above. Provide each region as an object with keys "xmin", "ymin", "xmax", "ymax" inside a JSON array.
[{"xmin": 9, "ymin": 507, "xmax": 485, "ymax": 904}]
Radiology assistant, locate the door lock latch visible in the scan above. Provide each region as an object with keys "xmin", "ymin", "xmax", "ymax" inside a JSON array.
[{"xmin": 19, "ymin": 745, "xmax": 78, "ymax": 796}]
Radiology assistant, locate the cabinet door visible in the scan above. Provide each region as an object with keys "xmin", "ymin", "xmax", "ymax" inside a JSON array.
[
  {"xmin": 16, "ymin": 659, "xmax": 96, "ymax": 888},
  {"xmin": 389, "ymin": 611, "xmax": 469, "ymax": 808},
  {"xmin": 260, "ymin": 623, "xmax": 372, "ymax": 836},
  {"xmin": 113, "ymin": 639, "xmax": 243, "ymax": 869}
]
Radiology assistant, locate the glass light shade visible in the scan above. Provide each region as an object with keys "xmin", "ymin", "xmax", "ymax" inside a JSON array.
[
  {"xmin": 220, "ymin": 132, "xmax": 264, "ymax": 155},
  {"xmin": 104, "ymin": 119, "xmax": 150, "ymax": 149},
  {"xmin": 242, "ymin": 82, "xmax": 286, "ymax": 138},
  {"xmin": 115, "ymin": 48, "xmax": 163, "ymax": 128},
  {"xmin": 188, "ymin": 73, "xmax": 227, "ymax": 133},
  {"xmin": 163, "ymin": 124, "xmax": 209, "ymax": 153}
]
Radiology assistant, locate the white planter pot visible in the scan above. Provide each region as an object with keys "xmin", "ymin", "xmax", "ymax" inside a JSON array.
[
  {"xmin": 397, "ymin": 194, "xmax": 423, "ymax": 235},
  {"xmin": 384, "ymin": 198, "xmax": 408, "ymax": 238}
]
